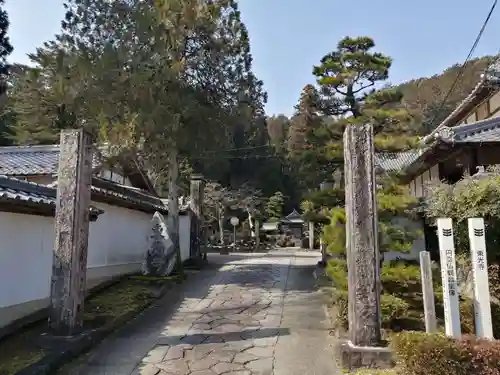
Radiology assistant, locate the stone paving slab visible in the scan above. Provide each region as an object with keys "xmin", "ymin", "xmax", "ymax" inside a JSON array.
[
  {"xmin": 134, "ymin": 259, "xmax": 285, "ymax": 375},
  {"xmin": 58, "ymin": 250, "xmax": 339, "ymax": 375}
]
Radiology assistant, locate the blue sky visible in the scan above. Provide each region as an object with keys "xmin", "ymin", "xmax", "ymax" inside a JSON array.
[{"xmin": 5, "ymin": 0, "xmax": 500, "ymax": 116}]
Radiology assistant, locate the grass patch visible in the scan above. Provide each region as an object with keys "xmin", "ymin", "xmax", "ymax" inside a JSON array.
[
  {"xmin": 346, "ymin": 369, "xmax": 399, "ymax": 375},
  {"xmin": 0, "ymin": 327, "xmax": 46, "ymax": 375},
  {"xmin": 128, "ymin": 275, "xmax": 181, "ymax": 282},
  {"xmin": 0, "ymin": 277, "xmax": 166, "ymax": 375},
  {"xmin": 83, "ymin": 279, "xmax": 158, "ymax": 328}
]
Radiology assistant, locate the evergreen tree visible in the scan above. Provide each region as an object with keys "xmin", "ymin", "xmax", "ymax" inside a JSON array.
[
  {"xmin": 0, "ymin": 0, "xmax": 12, "ymax": 95},
  {"xmin": 266, "ymin": 114, "xmax": 289, "ymax": 152},
  {"xmin": 313, "ymin": 36, "xmax": 416, "ymax": 152},
  {"xmin": 265, "ymin": 191, "xmax": 284, "ymax": 221},
  {"xmin": 8, "ymin": 45, "xmax": 82, "ymax": 144},
  {"xmin": 0, "ymin": 1, "xmax": 13, "ymax": 145},
  {"xmin": 286, "ymin": 84, "xmax": 341, "ymax": 192},
  {"xmin": 287, "ymin": 84, "xmax": 322, "ymax": 153},
  {"xmin": 309, "ymin": 37, "xmax": 421, "ymax": 261}
]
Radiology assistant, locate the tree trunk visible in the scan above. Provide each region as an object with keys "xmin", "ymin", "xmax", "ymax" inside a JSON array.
[
  {"xmin": 247, "ymin": 210, "xmax": 255, "ymax": 238},
  {"xmin": 168, "ymin": 148, "xmax": 183, "ymax": 279},
  {"xmin": 309, "ymin": 221, "xmax": 315, "ymax": 250},
  {"xmin": 255, "ymin": 219, "xmax": 260, "ymax": 250},
  {"xmin": 218, "ymin": 206, "xmax": 225, "ymax": 245}
]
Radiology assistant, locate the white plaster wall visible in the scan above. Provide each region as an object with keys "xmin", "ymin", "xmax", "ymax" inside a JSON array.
[
  {"xmin": 0, "ymin": 207, "xmax": 191, "ymax": 329},
  {"xmin": 0, "ymin": 213, "xmax": 54, "ymax": 308}
]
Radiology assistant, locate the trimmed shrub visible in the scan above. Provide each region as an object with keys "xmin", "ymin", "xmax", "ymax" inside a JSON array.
[
  {"xmin": 381, "ymin": 263, "xmax": 421, "ymax": 294},
  {"xmin": 381, "ymin": 294, "xmax": 410, "ymax": 328},
  {"xmin": 458, "ymin": 295, "xmax": 500, "ymax": 338},
  {"xmin": 459, "ymin": 297, "xmax": 475, "ymax": 334},
  {"xmin": 461, "ymin": 336, "xmax": 500, "ymax": 375},
  {"xmin": 331, "ymin": 289, "xmax": 348, "ymax": 329},
  {"xmin": 391, "ymin": 332, "xmax": 472, "ymax": 375},
  {"xmin": 326, "ymin": 258, "xmax": 348, "ymax": 290},
  {"xmin": 276, "ymin": 235, "xmax": 294, "ymax": 247},
  {"xmin": 392, "ymin": 332, "xmax": 500, "ymax": 375},
  {"xmin": 489, "ymin": 263, "xmax": 500, "ymax": 297},
  {"xmin": 330, "ymin": 290, "xmax": 410, "ymax": 330}
]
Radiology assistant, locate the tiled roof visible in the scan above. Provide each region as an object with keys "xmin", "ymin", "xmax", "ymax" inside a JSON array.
[
  {"xmin": 436, "ymin": 116, "xmax": 500, "ymax": 143},
  {"xmin": 90, "ymin": 177, "xmax": 169, "ymax": 214},
  {"xmin": 285, "ymin": 209, "xmax": 301, "ymax": 220},
  {"xmin": 422, "ymin": 57, "xmax": 500, "ymax": 145},
  {"xmin": 0, "ymin": 176, "xmax": 55, "ymax": 205},
  {"xmin": 375, "ymin": 151, "xmax": 422, "ymax": 172},
  {"xmin": 0, "ymin": 145, "xmax": 101, "ymax": 176},
  {"xmin": 395, "ymin": 116, "xmax": 500, "ymax": 182},
  {"xmin": 0, "ymin": 176, "xmax": 103, "ymax": 217},
  {"xmin": 48, "ymin": 177, "xmax": 171, "ymax": 215}
]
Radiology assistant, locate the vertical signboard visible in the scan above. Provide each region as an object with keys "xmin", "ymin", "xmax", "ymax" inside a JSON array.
[
  {"xmin": 437, "ymin": 218, "xmax": 461, "ymax": 338},
  {"xmin": 468, "ymin": 218, "xmax": 493, "ymax": 339}
]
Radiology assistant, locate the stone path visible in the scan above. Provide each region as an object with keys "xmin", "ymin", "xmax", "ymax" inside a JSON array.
[{"xmin": 59, "ymin": 250, "xmax": 339, "ymax": 375}]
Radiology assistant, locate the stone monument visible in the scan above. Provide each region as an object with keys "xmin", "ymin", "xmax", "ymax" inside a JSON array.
[
  {"xmin": 49, "ymin": 129, "xmax": 93, "ymax": 335},
  {"xmin": 142, "ymin": 211, "xmax": 176, "ymax": 276},
  {"xmin": 342, "ymin": 123, "xmax": 390, "ymax": 369}
]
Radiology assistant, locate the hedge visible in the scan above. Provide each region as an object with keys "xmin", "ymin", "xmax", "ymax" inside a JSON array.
[{"xmin": 391, "ymin": 331, "xmax": 500, "ymax": 375}]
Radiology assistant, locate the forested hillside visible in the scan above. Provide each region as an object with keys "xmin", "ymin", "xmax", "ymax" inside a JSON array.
[
  {"xmin": 398, "ymin": 55, "xmax": 494, "ymax": 133},
  {"xmin": 0, "ymin": 0, "xmax": 495, "ymax": 212},
  {"xmin": 266, "ymin": 55, "xmax": 495, "ymax": 149}
]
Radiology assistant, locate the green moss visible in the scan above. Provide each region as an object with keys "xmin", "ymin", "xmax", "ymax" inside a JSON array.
[
  {"xmin": 84, "ymin": 280, "xmax": 157, "ymax": 326},
  {"xmin": 0, "ymin": 332, "xmax": 45, "ymax": 375},
  {"xmin": 347, "ymin": 369, "xmax": 398, "ymax": 375},
  {"xmin": 0, "ymin": 278, "xmax": 162, "ymax": 375}
]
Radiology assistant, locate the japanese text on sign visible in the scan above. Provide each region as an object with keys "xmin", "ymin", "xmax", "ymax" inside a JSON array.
[
  {"xmin": 476, "ymin": 250, "xmax": 486, "ymax": 271},
  {"xmin": 446, "ymin": 250, "xmax": 456, "ymax": 296}
]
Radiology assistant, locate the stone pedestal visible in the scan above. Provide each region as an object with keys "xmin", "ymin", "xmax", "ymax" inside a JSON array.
[{"xmin": 343, "ymin": 123, "xmax": 382, "ymax": 347}]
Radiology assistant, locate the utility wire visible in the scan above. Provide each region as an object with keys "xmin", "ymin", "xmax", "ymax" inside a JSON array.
[
  {"xmin": 428, "ymin": 0, "xmax": 497, "ymax": 129},
  {"xmin": 191, "ymin": 153, "xmax": 281, "ymax": 160},
  {"xmin": 198, "ymin": 144, "xmax": 271, "ymax": 155}
]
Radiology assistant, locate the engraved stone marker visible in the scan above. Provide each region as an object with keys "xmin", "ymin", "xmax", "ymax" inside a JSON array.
[
  {"xmin": 142, "ymin": 212, "xmax": 176, "ymax": 276},
  {"xmin": 49, "ymin": 129, "xmax": 93, "ymax": 335},
  {"xmin": 344, "ymin": 123, "xmax": 381, "ymax": 346}
]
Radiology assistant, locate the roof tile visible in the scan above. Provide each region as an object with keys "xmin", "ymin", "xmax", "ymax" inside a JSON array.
[
  {"xmin": 0, "ymin": 145, "xmax": 101, "ymax": 176},
  {"xmin": 0, "ymin": 175, "xmax": 102, "ymax": 215},
  {"xmin": 375, "ymin": 151, "xmax": 422, "ymax": 172},
  {"xmin": 439, "ymin": 116, "xmax": 500, "ymax": 143}
]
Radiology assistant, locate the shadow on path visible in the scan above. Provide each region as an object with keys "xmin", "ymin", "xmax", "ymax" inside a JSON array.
[
  {"xmin": 55, "ymin": 249, "xmax": 337, "ymax": 375},
  {"xmin": 158, "ymin": 327, "xmax": 291, "ymax": 346}
]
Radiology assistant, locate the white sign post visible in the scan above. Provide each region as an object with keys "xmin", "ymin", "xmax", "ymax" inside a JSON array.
[
  {"xmin": 437, "ymin": 218, "xmax": 461, "ymax": 338},
  {"xmin": 230, "ymin": 216, "xmax": 239, "ymax": 250},
  {"xmin": 468, "ymin": 218, "xmax": 493, "ymax": 339}
]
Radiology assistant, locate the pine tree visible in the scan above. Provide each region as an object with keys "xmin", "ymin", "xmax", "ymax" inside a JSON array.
[
  {"xmin": 312, "ymin": 36, "xmax": 417, "ymax": 152},
  {"xmin": 310, "ymin": 37, "xmax": 420, "ymax": 261}
]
